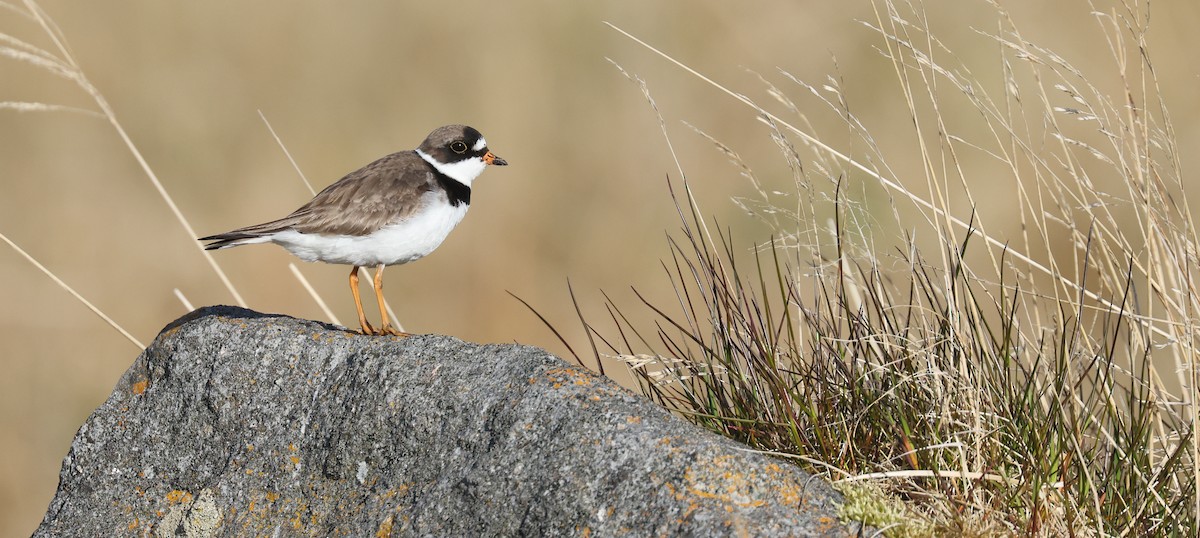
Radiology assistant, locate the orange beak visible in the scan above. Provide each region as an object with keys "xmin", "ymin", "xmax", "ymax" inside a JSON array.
[{"xmin": 483, "ymin": 150, "xmax": 508, "ymax": 166}]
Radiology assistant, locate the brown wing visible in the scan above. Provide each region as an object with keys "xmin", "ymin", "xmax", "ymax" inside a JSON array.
[{"xmin": 209, "ymin": 151, "xmax": 436, "ymax": 240}]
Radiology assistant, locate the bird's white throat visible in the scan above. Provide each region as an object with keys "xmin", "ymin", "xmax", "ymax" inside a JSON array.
[{"xmin": 416, "ymin": 149, "xmax": 487, "ymax": 186}]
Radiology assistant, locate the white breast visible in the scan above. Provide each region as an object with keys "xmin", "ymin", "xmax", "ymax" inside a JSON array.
[{"xmin": 270, "ymin": 200, "xmax": 469, "ymax": 267}]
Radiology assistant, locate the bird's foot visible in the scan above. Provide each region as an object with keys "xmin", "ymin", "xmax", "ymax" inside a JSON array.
[
  {"xmin": 378, "ymin": 324, "xmax": 410, "ymax": 337},
  {"xmin": 356, "ymin": 320, "xmax": 377, "ymax": 336}
]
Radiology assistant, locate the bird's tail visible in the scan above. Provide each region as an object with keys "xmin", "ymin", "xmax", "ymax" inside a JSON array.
[
  {"xmin": 200, "ymin": 214, "xmax": 301, "ymax": 250},
  {"xmin": 198, "ymin": 232, "xmax": 273, "ymax": 250}
]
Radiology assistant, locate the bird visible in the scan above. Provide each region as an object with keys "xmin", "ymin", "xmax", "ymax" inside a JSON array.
[{"xmin": 200, "ymin": 124, "xmax": 507, "ymax": 336}]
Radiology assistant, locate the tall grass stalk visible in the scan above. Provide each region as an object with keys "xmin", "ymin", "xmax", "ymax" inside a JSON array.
[
  {"xmin": 1, "ymin": 0, "xmax": 246, "ymax": 306},
  {"xmin": 288, "ymin": 263, "xmax": 341, "ymax": 326},
  {"xmin": 591, "ymin": 1, "xmax": 1197, "ymax": 534},
  {"xmin": 0, "ymin": 230, "xmax": 143, "ymax": 349},
  {"xmin": 2, "ymin": 1, "xmax": 385, "ymax": 333}
]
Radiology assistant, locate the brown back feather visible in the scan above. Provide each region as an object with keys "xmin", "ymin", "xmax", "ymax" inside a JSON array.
[{"xmin": 220, "ymin": 151, "xmax": 436, "ymax": 238}]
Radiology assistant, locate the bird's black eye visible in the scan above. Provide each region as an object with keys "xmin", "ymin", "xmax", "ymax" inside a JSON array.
[{"xmin": 450, "ymin": 141, "xmax": 468, "ymax": 154}]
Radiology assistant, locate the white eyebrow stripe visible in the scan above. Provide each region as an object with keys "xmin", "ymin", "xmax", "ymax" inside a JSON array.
[{"xmin": 473, "ymin": 137, "xmax": 487, "ymax": 152}]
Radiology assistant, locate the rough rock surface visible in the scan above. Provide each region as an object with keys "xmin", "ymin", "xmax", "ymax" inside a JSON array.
[{"xmin": 36, "ymin": 306, "xmax": 866, "ymax": 537}]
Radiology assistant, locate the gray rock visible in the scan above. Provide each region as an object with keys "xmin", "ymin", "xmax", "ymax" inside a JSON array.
[{"xmin": 36, "ymin": 306, "xmax": 867, "ymax": 537}]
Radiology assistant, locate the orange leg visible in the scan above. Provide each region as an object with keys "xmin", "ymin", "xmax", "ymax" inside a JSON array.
[
  {"xmin": 373, "ymin": 264, "xmax": 409, "ymax": 337},
  {"xmin": 349, "ymin": 266, "xmax": 375, "ymax": 335}
]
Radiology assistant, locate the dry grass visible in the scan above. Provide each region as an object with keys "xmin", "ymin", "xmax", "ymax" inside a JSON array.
[
  {"xmin": 0, "ymin": 0, "xmax": 389, "ymax": 332},
  {"xmin": 571, "ymin": 1, "xmax": 1199, "ymax": 534}
]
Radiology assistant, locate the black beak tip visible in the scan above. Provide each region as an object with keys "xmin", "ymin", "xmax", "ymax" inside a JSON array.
[{"xmin": 492, "ymin": 156, "xmax": 508, "ymax": 166}]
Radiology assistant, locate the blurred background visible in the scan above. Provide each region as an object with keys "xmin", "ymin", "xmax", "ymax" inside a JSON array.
[{"xmin": 2, "ymin": 1, "xmax": 1199, "ymax": 534}]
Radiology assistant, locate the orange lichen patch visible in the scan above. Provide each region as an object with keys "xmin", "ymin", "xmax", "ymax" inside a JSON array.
[
  {"xmin": 266, "ymin": 492, "xmax": 281, "ymax": 503},
  {"xmin": 127, "ymin": 518, "xmax": 139, "ymax": 530},
  {"xmin": 379, "ymin": 484, "xmax": 411, "ymax": 500},
  {"xmin": 545, "ymin": 367, "xmax": 594, "ymax": 380},
  {"xmin": 777, "ymin": 484, "xmax": 803, "ymax": 506},
  {"xmin": 577, "ymin": 526, "xmax": 591, "ymax": 537},
  {"xmin": 664, "ymin": 482, "xmax": 683, "ymax": 501},
  {"xmin": 290, "ymin": 455, "xmax": 301, "ymax": 466},
  {"xmin": 685, "ymin": 485, "xmax": 766, "ymax": 508},
  {"xmin": 165, "ymin": 490, "xmax": 193, "ymax": 505},
  {"xmin": 375, "ymin": 514, "xmax": 395, "ymax": 538},
  {"xmin": 626, "ymin": 416, "xmax": 642, "ymax": 424},
  {"xmin": 534, "ymin": 367, "xmax": 598, "ymax": 389},
  {"xmin": 131, "ymin": 379, "xmax": 149, "ymax": 395},
  {"xmin": 680, "ymin": 456, "xmax": 783, "ymax": 510}
]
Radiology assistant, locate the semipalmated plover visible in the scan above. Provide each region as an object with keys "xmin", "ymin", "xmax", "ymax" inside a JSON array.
[{"xmin": 200, "ymin": 124, "xmax": 507, "ymax": 336}]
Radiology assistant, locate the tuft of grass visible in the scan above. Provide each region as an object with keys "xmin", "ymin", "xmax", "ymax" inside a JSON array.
[{"xmin": 570, "ymin": 1, "xmax": 1199, "ymax": 535}]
